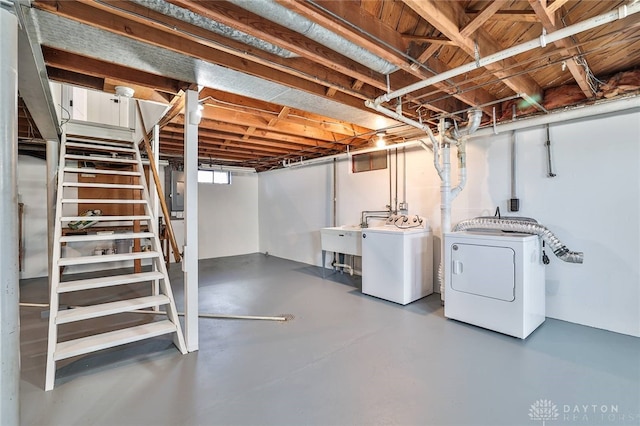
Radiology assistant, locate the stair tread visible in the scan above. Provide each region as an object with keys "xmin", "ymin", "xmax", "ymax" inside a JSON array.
[
  {"xmin": 56, "ymin": 295, "xmax": 170, "ymax": 324},
  {"xmin": 62, "ymin": 182, "xmax": 144, "ymax": 189},
  {"xmin": 63, "ymin": 167, "xmax": 140, "ymax": 176},
  {"xmin": 66, "ymin": 142, "xmax": 135, "ymax": 153},
  {"xmin": 54, "ymin": 320, "xmax": 177, "ymax": 361},
  {"xmin": 65, "ymin": 154, "xmax": 137, "ymax": 164},
  {"xmin": 59, "ymin": 271, "xmax": 165, "ymax": 293},
  {"xmin": 61, "ymin": 215, "xmax": 151, "ymax": 222},
  {"xmin": 61, "ymin": 198, "xmax": 147, "ymax": 204},
  {"xmin": 58, "ymin": 251, "xmax": 161, "ymax": 266},
  {"xmin": 60, "ymin": 232, "xmax": 154, "ymax": 243}
]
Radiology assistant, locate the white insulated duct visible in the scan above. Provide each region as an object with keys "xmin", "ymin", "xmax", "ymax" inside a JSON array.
[
  {"xmin": 127, "ymin": 0, "xmax": 298, "ymax": 58},
  {"xmin": 453, "ymin": 218, "xmax": 584, "ymax": 264},
  {"xmin": 227, "ymin": 0, "xmax": 399, "ymax": 75}
]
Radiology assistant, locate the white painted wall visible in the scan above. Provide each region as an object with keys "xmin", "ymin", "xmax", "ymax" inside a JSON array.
[
  {"xmin": 258, "ymin": 110, "xmax": 640, "ymax": 337},
  {"xmin": 197, "ymin": 173, "xmax": 259, "ymax": 259},
  {"xmin": 258, "ymin": 164, "xmax": 332, "ymax": 265},
  {"xmin": 18, "ymin": 155, "xmax": 49, "ymax": 279}
]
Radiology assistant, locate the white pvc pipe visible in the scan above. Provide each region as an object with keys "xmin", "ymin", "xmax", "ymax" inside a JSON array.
[
  {"xmin": 1, "ymin": 6, "xmax": 20, "ymax": 425},
  {"xmin": 287, "ymin": 95, "xmax": 639, "ymax": 171},
  {"xmin": 472, "ymin": 95, "xmax": 640, "ymax": 137},
  {"xmin": 373, "ymin": 3, "xmax": 639, "ymax": 105},
  {"xmin": 183, "ymin": 89, "xmax": 199, "ymax": 351},
  {"xmin": 133, "ymin": 309, "xmax": 288, "ymax": 321},
  {"xmin": 19, "ymin": 304, "xmax": 290, "ymax": 322}
]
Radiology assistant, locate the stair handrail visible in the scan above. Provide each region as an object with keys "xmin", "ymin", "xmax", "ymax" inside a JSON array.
[{"xmin": 135, "ymin": 101, "xmax": 182, "ymax": 263}]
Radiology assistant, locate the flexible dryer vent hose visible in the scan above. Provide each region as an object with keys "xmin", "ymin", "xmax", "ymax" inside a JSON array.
[{"xmin": 453, "ymin": 218, "xmax": 584, "ymax": 264}]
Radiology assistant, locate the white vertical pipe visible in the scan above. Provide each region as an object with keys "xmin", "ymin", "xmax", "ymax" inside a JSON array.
[
  {"xmin": 150, "ymin": 125, "xmax": 160, "ymax": 302},
  {"xmin": 511, "ymin": 131, "xmax": 518, "ymax": 200},
  {"xmin": 440, "ymin": 145, "xmax": 452, "ymax": 235},
  {"xmin": 183, "ymin": 89, "xmax": 199, "ymax": 352},
  {"xmin": 150, "ymin": 125, "xmax": 160, "ymax": 219},
  {"xmin": 0, "ymin": 6, "xmax": 20, "ymax": 425},
  {"xmin": 46, "ymin": 139, "xmax": 58, "ymax": 293}
]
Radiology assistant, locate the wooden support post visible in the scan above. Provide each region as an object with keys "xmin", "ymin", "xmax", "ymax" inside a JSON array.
[{"xmin": 135, "ymin": 101, "xmax": 182, "ymax": 262}]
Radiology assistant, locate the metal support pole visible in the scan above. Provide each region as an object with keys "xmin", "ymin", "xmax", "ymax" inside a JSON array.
[
  {"xmin": 0, "ymin": 5, "xmax": 20, "ymax": 425},
  {"xmin": 183, "ymin": 89, "xmax": 199, "ymax": 351}
]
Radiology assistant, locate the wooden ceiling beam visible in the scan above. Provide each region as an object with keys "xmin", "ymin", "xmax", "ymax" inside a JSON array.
[
  {"xmin": 162, "ymin": 139, "xmax": 292, "ymax": 157},
  {"xmin": 268, "ymin": 107, "xmax": 290, "ymax": 127},
  {"xmin": 546, "ymin": 0, "xmax": 572, "ymax": 21},
  {"xmin": 171, "ymin": 115, "xmax": 339, "ymax": 147},
  {"xmin": 460, "ymin": 0, "xmax": 511, "ymax": 38},
  {"xmin": 162, "ymin": 146, "xmax": 257, "ymax": 161},
  {"xmin": 157, "ymin": 92, "xmax": 186, "ymax": 130},
  {"xmin": 464, "ymin": 10, "xmax": 540, "ymax": 23},
  {"xmin": 195, "ymin": 90, "xmax": 375, "ymax": 140},
  {"xmin": 41, "ymin": 46, "xmax": 184, "ymax": 94},
  {"xmin": 197, "ymin": 107, "xmax": 345, "ymax": 142},
  {"xmin": 275, "ymin": 0, "xmax": 494, "ymax": 113},
  {"xmin": 161, "ymin": 138, "xmax": 289, "ymax": 157},
  {"xmin": 528, "ymin": 0, "xmax": 593, "ymax": 97},
  {"xmin": 162, "ymin": 124, "xmax": 317, "ymax": 151},
  {"xmin": 46, "ymin": 67, "xmax": 104, "ymax": 92},
  {"xmin": 401, "ymin": 36, "xmax": 455, "ymax": 45},
  {"xmin": 404, "ymin": 0, "xmax": 542, "ymax": 98}
]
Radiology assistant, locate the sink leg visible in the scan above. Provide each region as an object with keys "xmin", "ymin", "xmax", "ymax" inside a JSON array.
[{"xmin": 322, "ymin": 250, "xmax": 326, "ymax": 278}]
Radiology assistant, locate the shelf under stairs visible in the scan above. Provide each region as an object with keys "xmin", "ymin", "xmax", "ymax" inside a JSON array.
[{"xmin": 45, "ymin": 122, "xmax": 186, "ymax": 391}]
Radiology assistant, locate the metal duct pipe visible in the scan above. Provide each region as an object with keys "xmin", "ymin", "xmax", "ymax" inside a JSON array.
[
  {"xmin": 128, "ymin": 0, "xmax": 298, "ymax": 58},
  {"xmin": 453, "ymin": 218, "xmax": 584, "ymax": 263},
  {"xmin": 0, "ymin": 5, "xmax": 20, "ymax": 425},
  {"xmin": 228, "ymin": 0, "xmax": 398, "ymax": 75},
  {"xmin": 371, "ymin": 2, "xmax": 639, "ymax": 105}
]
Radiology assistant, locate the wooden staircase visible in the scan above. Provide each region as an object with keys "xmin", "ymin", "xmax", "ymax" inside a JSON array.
[{"xmin": 45, "ymin": 122, "xmax": 186, "ymax": 391}]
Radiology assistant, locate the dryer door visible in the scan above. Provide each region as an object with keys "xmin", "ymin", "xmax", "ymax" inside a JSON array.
[{"xmin": 450, "ymin": 243, "xmax": 515, "ymax": 302}]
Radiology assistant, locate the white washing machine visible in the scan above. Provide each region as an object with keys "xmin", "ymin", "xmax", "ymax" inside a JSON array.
[
  {"xmin": 361, "ymin": 216, "xmax": 433, "ymax": 305},
  {"xmin": 444, "ymin": 231, "xmax": 545, "ymax": 339}
]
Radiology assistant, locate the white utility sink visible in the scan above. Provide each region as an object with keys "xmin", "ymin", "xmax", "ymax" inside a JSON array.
[
  {"xmin": 320, "ymin": 225, "xmax": 362, "ymax": 256},
  {"xmin": 320, "ymin": 225, "xmax": 362, "ymax": 277}
]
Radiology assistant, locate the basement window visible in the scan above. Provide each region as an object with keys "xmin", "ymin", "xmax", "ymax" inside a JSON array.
[
  {"xmin": 352, "ymin": 151, "xmax": 387, "ymax": 173},
  {"xmin": 198, "ymin": 170, "xmax": 231, "ymax": 184}
]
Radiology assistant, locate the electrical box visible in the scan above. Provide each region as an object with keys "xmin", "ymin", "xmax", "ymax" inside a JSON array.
[{"xmin": 170, "ymin": 171, "xmax": 184, "ymax": 213}]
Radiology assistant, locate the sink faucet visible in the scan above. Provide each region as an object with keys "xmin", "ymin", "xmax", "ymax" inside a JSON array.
[{"xmin": 360, "ymin": 209, "xmax": 392, "ymax": 228}]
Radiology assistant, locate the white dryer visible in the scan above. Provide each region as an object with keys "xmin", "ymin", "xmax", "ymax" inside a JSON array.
[{"xmin": 443, "ymin": 231, "xmax": 545, "ymax": 339}]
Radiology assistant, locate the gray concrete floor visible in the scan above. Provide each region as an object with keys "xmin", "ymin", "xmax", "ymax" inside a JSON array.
[{"xmin": 19, "ymin": 254, "xmax": 640, "ymax": 426}]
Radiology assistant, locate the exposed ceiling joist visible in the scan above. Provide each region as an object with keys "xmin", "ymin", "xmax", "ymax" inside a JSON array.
[
  {"xmin": 17, "ymin": 0, "xmax": 640, "ymax": 171},
  {"xmin": 404, "ymin": 0, "xmax": 543, "ymax": 99},
  {"xmin": 529, "ymin": 0, "xmax": 594, "ymax": 97}
]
